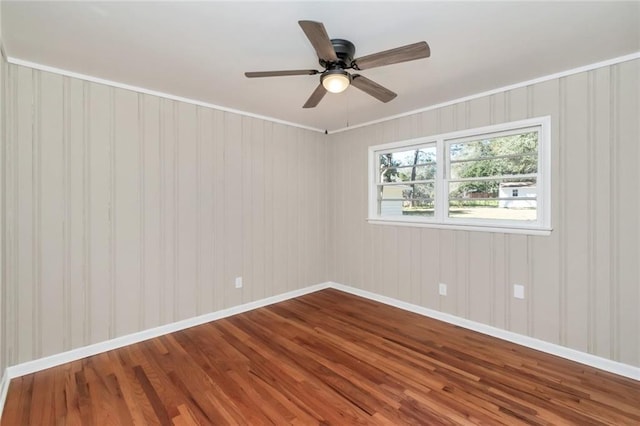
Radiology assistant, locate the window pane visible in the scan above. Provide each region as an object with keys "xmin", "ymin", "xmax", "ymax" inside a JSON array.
[
  {"xmin": 379, "ymin": 147, "xmax": 436, "ymax": 182},
  {"xmin": 379, "ymin": 183, "xmax": 435, "ymax": 217},
  {"xmin": 449, "ymin": 132, "xmax": 538, "ymax": 179},
  {"xmin": 448, "ymin": 179, "xmax": 537, "ymax": 221}
]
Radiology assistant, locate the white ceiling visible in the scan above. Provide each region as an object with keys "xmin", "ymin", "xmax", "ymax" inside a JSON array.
[{"xmin": 3, "ymin": 1, "xmax": 639, "ymax": 132}]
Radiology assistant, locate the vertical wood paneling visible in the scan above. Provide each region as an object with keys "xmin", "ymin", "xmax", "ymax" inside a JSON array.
[
  {"xmin": 114, "ymin": 88, "xmax": 140, "ymax": 337},
  {"xmin": 492, "ymin": 234, "xmax": 507, "ymax": 330},
  {"xmin": 307, "ymin": 133, "xmax": 323, "ymax": 286},
  {"xmin": 586, "ymin": 71, "xmax": 596, "ymax": 354},
  {"xmin": 138, "ymin": 94, "xmax": 146, "ymax": 328},
  {"xmin": 327, "ymin": 59, "xmax": 640, "ymax": 367},
  {"xmin": 197, "ymin": 107, "xmax": 215, "ymax": 314},
  {"xmin": 360, "ymin": 127, "xmax": 376, "ymax": 292},
  {"xmin": 108, "ymin": 87, "xmax": 115, "ymax": 339},
  {"xmin": 438, "ymin": 232, "xmax": 456, "ymax": 314},
  {"xmin": 39, "ymin": 71, "xmax": 65, "ymax": 357},
  {"xmin": 250, "ymin": 118, "xmax": 265, "ymax": 300},
  {"xmin": 285, "ymin": 126, "xmax": 299, "ymax": 292},
  {"xmin": 383, "ymin": 226, "xmax": 399, "ymax": 299},
  {"xmin": 142, "ymin": 94, "xmax": 161, "ymax": 328},
  {"xmin": 563, "ymin": 73, "xmax": 590, "ymax": 352},
  {"xmin": 15, "ymin": 66, "xmax": 35, "ymax": 361},
  {"xmin": 615, "ymin": 60, "xmax": 639, "ymax": 366},
  {"xmin": 87, "ymin": 82, "xmax": 112, "ymax": 344},
  {"xmin": 32, "ymin": 71, "xmax": 42, "ymax": 358},
  {"xmin": 195, "ymin": 108, "xmax": 203, "ymax": 313},
  {"xmin": 176, "ymin": 102, "xmax": 198, "ymax": 319},
  {"xmin": 419, "ymin": 229, "xmax": 439, "ymax": 310},
  {"xmin": 333, "ymin": 126, "xmax": 346, "ymax": 285},
  {"xmin": 325, "ymin": 129, "xmax": 337, "ymax": 284},
  {"xmin": 261, "ymin": 121, "xmax": 274, "ymax": 299},
  {"xmin": 240, "ymin": 116, "xmax": 251, "ymax": 302},
  {"xmin": 353, "ymin": 127, "xmax": 366, "ymax": 288},
  {"xmin": 67, "ymin": 77, "xmax": 86, "ymax": 350},
  {"xmin": 371, "ymin": 225, "xmax": 383, "ymax": 295},
  {"xmin": 3, "ymin": 59, "xmax": 637, "ymax": 369},
  {"xmin": 222, "ymin": 112, "xmax": 241, "ymax": 307},
  {"xmin": 609, "ymin": 65, "xmax": 620, "ymax": 362},
  {"xmin": 455, "ymin": 231, "xmax": 469, "ymax": 318},
  {"xmin": 508, "ymin": 235, "xmax": 528, "ymax": 335},
  {"xmin": 591, "ymin": 67, "xmax": 612, "ymax": 358},
  {"xmin": 81, "ymin": 81, "xmax": 91, "ymax": 345},
  {"xmin": 0, "ymin": 34, "xmax": 4, "ymax": 373},
  {"xmin": 558, "ymin": 76, "xmax": 569, "ymax": 346},
  {"xmin": 344, "ymin": 131, "xmax": 358, "ymax": 288},
  {"xmin": 315, "ymin": 132, "xmax": 327, "ymax": 285},
  {"xmin": 270, "ymin": 124, "xmax": 287, "ymax": 296},
  {"xmin": 2, "ymin": 60, "xmax": 10, "ymax": 370},
  {"xmin": 62, "ymin": 77, "xmax": 71, "ymax": 352},
  {"xmin": 3, "ymin": 63, "xmax": 328, "ymax": 367},
  {"xmin": 159, "ymin": 99, "xmax": 175, "ymax": 323},
  {"xmin": 211, "ymin": 109, "xmax": 226, "ymax": 311},
  {"xmin": 396, "ymin": 227, "xmax": 411, "ymax": 301},
  {"xmin": 468, "ymin": 232, "xmax": 491, "ymax": 324},
  {"xmin": 243, "ymin": 118, "xmax": 257, "ymax": 302},
  {"xmin": 409, "ymin": 231, "xmax": 421, "ymax": 303}
]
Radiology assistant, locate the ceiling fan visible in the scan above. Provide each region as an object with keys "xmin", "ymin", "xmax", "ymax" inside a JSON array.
[{"xmin": 245, "ymin": 20, "xmax": 430, "ymax": 108}]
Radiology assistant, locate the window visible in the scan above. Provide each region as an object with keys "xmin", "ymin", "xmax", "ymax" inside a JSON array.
[{"xmin": 368, "ymin": 116, "xmax": 551, "ymax": 235}]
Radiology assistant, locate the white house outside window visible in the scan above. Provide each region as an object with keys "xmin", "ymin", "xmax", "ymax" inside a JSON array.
[{"xmin": 368, "ymin": 116, "xmax": 551, "ymax": 235}]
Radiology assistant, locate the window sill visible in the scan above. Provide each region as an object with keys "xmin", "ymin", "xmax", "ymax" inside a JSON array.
[{"xmin": 367, "ymin": 218, "xmax": 552, "ymax": 236}]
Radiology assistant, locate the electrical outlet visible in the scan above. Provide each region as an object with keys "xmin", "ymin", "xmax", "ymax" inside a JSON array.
[
  {"xmin": 438, "ymin": 283, "xmax": 447, "ymax": 296},
  {"xmin": 514, "ymin": 284, "xmax": 525, "ymax": 299},
  {"xmin": 235, "ymin": 276, "xmax": 243, "ymax": 289}
]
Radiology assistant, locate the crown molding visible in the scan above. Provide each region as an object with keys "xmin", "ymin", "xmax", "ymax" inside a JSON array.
[
  {"xmin": 6, "ymin": 57, "xmax": 325, "ymax": 134},
  {"xmin": 329, "ymin": 51, "xmax": 640, "ymax": 134},
  {"xmin": 8, "ymin": 52, "xmax": 639, "ymax": 134}
]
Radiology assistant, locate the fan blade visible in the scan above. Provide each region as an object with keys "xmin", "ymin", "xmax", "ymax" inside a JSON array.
[
  {"xmin": 298, "ymin": 20, "xmax": 338, "ymax": 62},
  {"xmin": 351, "ymin": 75, "xmax": 397, "ymax": 103},
  {"xmin": 303, "ymin": 84, "xmax": 327, "ymax": 108},
  {"xmin": 245, "ymin": 70, "xmax": 319, "ymax": 78},
  {"xmin": 354, "ymin": 41, "xmax": 430, "ymax": 70}
]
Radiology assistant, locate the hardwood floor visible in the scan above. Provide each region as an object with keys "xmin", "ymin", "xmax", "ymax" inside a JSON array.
[{"xmin": 2, "ymin": 289, "xmax": 639, "ymax": 425}]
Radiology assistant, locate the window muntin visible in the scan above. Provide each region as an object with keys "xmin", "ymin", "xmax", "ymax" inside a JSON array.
[{"xmin": 368, "ymin": 117, "xmax": 551, "ymax": 234}]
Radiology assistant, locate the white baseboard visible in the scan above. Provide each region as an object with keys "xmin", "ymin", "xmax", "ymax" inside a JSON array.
[
  {"xmin": 0, "ymin": 369, "xmax": 9, "ymax": 421},
  {"xmin": 5, "ymin": 282, "xmax": 330, "ymax": 380},
  {"xmin": 328, "ymin": 282, "xmax": 640, "ymax": 382},
  {"xmin": 1, "ymin": 279, "xmax": 637, "ymax": 419}
]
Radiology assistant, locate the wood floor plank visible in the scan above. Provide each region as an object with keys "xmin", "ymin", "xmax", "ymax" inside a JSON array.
[{"xmin": 2, "ymin": 289, "xmax": 639, "ymax": 425}]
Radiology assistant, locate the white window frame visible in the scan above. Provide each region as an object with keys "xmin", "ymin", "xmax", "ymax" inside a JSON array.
[{"xmin": 368, "ymin": 116, "xmax": 551, "ymax": 235}]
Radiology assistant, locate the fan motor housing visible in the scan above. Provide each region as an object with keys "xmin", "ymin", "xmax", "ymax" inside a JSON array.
[{"xmin": 320, "ymin": 39, "xmax": 356, "ymax": 69}]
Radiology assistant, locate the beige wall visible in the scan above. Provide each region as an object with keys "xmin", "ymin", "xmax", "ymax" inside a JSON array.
[
  {"xmin": 327, "ymin": 59, "xmax": 639, "ymax": 367},
  {"xmin": 2, "ymin": 58, "xmax": 638, "ymax": 370},
  {"xmin": 2, "ymin": 64, "xmax": 328, "ymax": 364},
  {"xmin": 0, "ymin": 5, "xmax": 5, "ymax": 373}
]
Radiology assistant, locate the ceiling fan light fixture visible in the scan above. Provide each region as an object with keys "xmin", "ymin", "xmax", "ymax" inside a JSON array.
[
  {"xmin": 245, "ymin": 21, "xmax": 429, "ymax": 108},
  {"xmin": 321, "ymin": 69, "xmax": 351, "ymax": 93}
]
